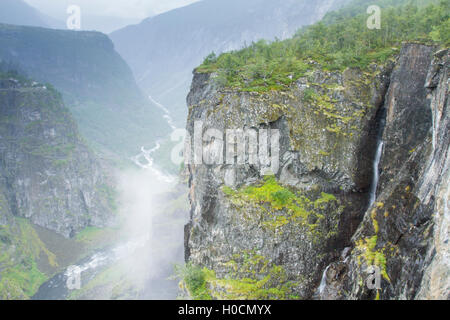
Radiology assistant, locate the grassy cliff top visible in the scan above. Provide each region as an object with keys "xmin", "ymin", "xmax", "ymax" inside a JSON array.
[{"xmin": 196, "ymin": 0, "xmax": 449, "ymax": 92}]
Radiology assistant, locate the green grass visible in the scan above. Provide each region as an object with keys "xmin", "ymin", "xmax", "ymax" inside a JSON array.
[
  {"xmin": 356, "ymin": 235, "xmax": 390, "ymax": 282},
  {"xmin": 74, "ymin": 226, "xmax": 120, "ymax": 248},
  {"xmin": 0, "ymin": 259, "xmax": 47, "ymax": 299},
  {"xmin": 0, "ymin": 218, "xmax": 58, "ymax": 299},
  {"xmin": 223, "ymin": 176, "xmax": 337, "ymax": 232},
  {"xmin": 175, "ymin": 251, "xmax": 300, "ymax": 300},
  {"xmin": 68, "ymin": 261, "xmax": 140, "ymax": 300},
  {"xmin": 174, "ymin": 263, "xmax": 212, "ymax": 300}
]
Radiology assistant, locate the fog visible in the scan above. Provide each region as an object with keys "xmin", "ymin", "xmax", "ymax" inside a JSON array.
[
  {"xmin": 24, "ymin": 0, "xmax": 202, "ymax": 32},
  {"xmin": 116, "ymin": 166, "xmax": 188, "ymax": 299},
  {"xmin": 76, "ymin": 167, "xmax": 189, "ymax": 299}
]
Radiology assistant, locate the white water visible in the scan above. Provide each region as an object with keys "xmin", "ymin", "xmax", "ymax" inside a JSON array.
[
  {"xmin": 149, "ymin": 94, "xmax": 177, "ymax": 131},
  {"xmin": 64, "ymin": 233, "xmax": 152, "ymax": 282},
  {"xmin": 369, "ymin": 141, "xmax": 384, "ymax": 207},
  {"xmin": 131, "ymin": 144, "xmax": 176, "ymax": 183},
  {"xmin": 130, "ymin": 95, "xmax": 178, "ymax": 183},
  {"xmin": 318, "ymin": 265, "xmax": 331, "ymax": 295}
]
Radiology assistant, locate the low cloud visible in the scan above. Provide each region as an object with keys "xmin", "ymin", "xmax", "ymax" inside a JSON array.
[{"xmin": 25, "ymin": 0, "xmax": 201, "ymax": 23}]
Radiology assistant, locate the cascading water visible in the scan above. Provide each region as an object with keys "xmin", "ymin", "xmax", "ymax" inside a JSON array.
[
  {"xmin": 318, "ymin": 265, "xmax": 331, "ymax": 295},
  {"xmin": 149, "ymin": 95, "xmax": 177, "ymax": 131},
  {"xmin": 32, "ymin": 233, "xmax": 151, "ymax": 300},
  {"xmin": 368, "ymin": 107, "xmax": 387, "ymax": 208},
  {"xmin": 316, "ymin": 107, "xmax": 387, "ymax": 298},
  {"xmin": 368, "ymin": 141, "xmax": 384, "ymax": 207}
]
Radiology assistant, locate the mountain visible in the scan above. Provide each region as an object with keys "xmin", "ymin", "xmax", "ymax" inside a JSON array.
[
  {"xmin": 0, "ymin": 23, "xmax": 170, "ymax": 162},
  {"xmin": 182, "ymin": 1, "xmax": 449, "ymax": 300},
  {"xmin": 0, "ymin": 70, "xmax": 116, "ymax": 298},
  {"xmin": 0, "ymin": 0, "xmax": 47, "ymax": 27},
  {"xmin": 110, "ymin": 0, "xmax": 349, "ymax": 126},
  {"xmin": 76, "ymin": 15, "xmax": 141, "ymax": 34},
  {"xmin": 0, "ymin": 71, "xmax": 115, "ymax": 237},
  {"xmin": 0, "ymin": 0, "xmax": 64, "ymax": 29}
]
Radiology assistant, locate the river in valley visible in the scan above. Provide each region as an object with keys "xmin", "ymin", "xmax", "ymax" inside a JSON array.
[{"xmin": 33, "ymin": 101, "xmax": 188, "ymax": 300}]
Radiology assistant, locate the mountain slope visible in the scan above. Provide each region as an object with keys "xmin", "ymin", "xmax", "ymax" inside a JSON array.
[
  {"xmin": 0, "ymin": 72, "xmax": 114, "ymax": 237},
  {"xmin": 110, "ymin": 0, "xmax": 348, "ymax": 126},
  {"xmin": 0, "ymin": 71, "xmax": 116, "ymax": 298},
  {"xmin": 182, "ymin": 0, "xmax": 449, "ymax": 300},
  {"xmin": 0, "ymin": 0, "xmax": 51, "ymax": 28},
  {"xmin": 0, "ymin": 24, "xmax": 170, "ymax": 161}
]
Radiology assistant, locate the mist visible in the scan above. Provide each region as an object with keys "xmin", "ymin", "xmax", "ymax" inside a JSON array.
[
  {"xmin": 66, "ymin": 167, "xmax": 190, "ymax": 299},
  {"xmin": 113, "ymin": 167, "xmax": 188, "ymax": 299},
  {"xmin": 24, "ymin": 0, "xmax": 202, "ymax": 32}
]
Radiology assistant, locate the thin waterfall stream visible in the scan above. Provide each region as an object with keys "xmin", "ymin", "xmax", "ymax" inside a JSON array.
[
  {"xmin": 317, "ymin": 106, "xmax": 387, "ymax": 298},
  {"xmin": 368, "ymin": 106, "xmax": 387, "ymax": 208},
  {"xmin": 369, "ymin": 141, "xmax": 384, "ymax": 207}
]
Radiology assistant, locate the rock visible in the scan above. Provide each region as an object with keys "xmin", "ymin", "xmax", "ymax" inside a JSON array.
[
  {"xmin": 184, "ymin": 46, "xmax": 394, "ymax": 298},
  {"xmin": 319, "ymin": 45, "xmax": 449, "ymax": 300},
  {"xmin": 184, "ymin": 43, "xmax": 449, "ymax": 300},
  {"xmin": 0, "ymin": 77, "xmax": 114, "ymax": 238}
]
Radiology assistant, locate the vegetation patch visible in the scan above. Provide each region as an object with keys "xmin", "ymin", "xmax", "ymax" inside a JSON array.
[
  {"xmin": 175, "ymin": 252, "xmax": 299, "ymax": 300},
  {"xmin": 174, "ymin": 263, "xmax": 213, "ymax": 300},
  {"xmin": 222, "ymin": 176, "xmax": 339, "ymax": 236},
  {"xmin": 0, "ymin": 218, "xmax": 58, "ymax": 299},
  {"xmin": 197, "ymin": 1, "xmax": 449, "ymax": 92},
  {"xmin": 356, "ymin": 235, "xmax": 390, "ymax": 282},
  {"xmin": 75, "ymin": 226, "xmax": 121, "ymax": 250},
  {"xmin": 68, "ymin": 261, "xmax": 141, "ymax": 300}
]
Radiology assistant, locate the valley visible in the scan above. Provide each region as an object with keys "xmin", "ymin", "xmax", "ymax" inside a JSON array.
[{"xmin": 0, "ymin": 0, "xmax": 448, "ymax": 301}]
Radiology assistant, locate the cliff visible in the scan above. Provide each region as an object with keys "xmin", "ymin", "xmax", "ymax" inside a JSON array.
[
  {"xmin": 183, "ymin": 44, "xmax": 449, "ymax": 299},
  {"xmin": 0, "ymin": 72, "xmax": 117, "ymax": 298},
  {"xmin": 0, "ymin": 76, "xmax": 114, "ymax": 238},
  {"xmin": 318, "ymin": 46, "xmax": 449, "ymax": 300}
]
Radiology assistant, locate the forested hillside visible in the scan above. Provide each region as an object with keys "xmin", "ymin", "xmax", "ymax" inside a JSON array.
[{"xmin": 198, "ymin": 0, "xmax": 449, "ymax": 92}]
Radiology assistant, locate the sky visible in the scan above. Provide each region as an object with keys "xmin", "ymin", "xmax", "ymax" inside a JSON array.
[{"xmin": 24, "ymin": 0, "xmax": 202, "ymax": 32}]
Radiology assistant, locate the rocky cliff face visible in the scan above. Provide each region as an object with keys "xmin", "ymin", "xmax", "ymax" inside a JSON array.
[
  {"xmin": 318, "ymin": 44, "xmax": 449, "ymax": 300},
  {"xmin": 0, "ymin": 77, "xmax": 114, "ymax": 238},
  {"xmin": 184, "ymin": 43, "xmax": 449, "ymax": 299}
]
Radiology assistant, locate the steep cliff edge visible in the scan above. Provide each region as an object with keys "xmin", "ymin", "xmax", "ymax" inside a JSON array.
[
  {"xmin": 318, "ymin": 46, "xmax": 449, "ymax": 300},
  {"xmin": 0, "ymin": 76, "xmax": 114, "ymax": 237},
  {"xmin": 0, "ymin": 73, "xmax": 116, "ymax": 298},
  {"xmin": 183, "ymin": 43, "xmax": 449, "ymax": 299},
  {"xmin": 110, "ymin": 0, "xmax": 348, "ymax": 126},
  {"xmin": 184, "ymin": 47, "xmax": 393, "ymax": 299},
  {"xmin": 318, "ymin": 45, "xmax": 449, "ymax": 300}
]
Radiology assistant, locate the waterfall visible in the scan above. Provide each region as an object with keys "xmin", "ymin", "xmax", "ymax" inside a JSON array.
[
  {"xmin": 318, "ymin": 265, "xmax": 331, "ymax": 295},
  {"xmin": 368, "ymin": 105, "xmax": 387, "ymax": 208},
  {"xmin": 369, "ymin": 140, "xmax": 384, "ymax": 207}
]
